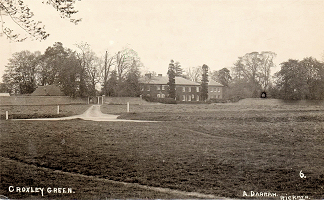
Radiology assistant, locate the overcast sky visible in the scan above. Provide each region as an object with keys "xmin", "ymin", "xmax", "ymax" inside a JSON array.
[{"xmin": 1, "ymin": 0, "xmax": 324, "ymax": 81}]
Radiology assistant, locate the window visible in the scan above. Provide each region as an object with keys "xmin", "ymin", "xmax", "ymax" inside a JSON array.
[
  {"xmin": 162, "ymin": 94, "xmax": 165, "ymax": 98},
  {"xmin": 188, "ymin": 87, "xmax": 191, "ymax": 92},
  {"xmin": 188, "ymin": 95, "xmax": 191, "ymax": 101},
  {"xmin": 218, "ymin": 95, "xmax": 221, "ymax": 99},
  {"xmin": 182, "ymin": 87, "xmax": 186, "ymax": 92},
  {"xmin": 182, "ymin": 95, "xmax": 186, "ymax": 101},
  {"xmin": 162, "ymin": 85, "xmax": 166, "ymax": 90},
  {"xmin": 196, "ymin": 95, "xmax": 199, "ymax": 101},
  {"xmin": 218, "ymin": 88, "xmax": 220, "ymax": 92},
  {"xmin": 196, "ymin": 87, "xmax": 199, "ymax": 92},
  {"xmin": 157, "ymin": 85, "xmax": 160, "ymax": 90},
  {"xmin": 192, "ymin": 94, "xmax": 194, "ymax": 99},
  {"xmin": 157, "ymin": 94, "xmax": 160, "ymax": 98}
]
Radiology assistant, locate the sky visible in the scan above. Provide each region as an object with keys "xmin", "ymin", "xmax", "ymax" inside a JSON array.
[{"xmin": 1, "ymin": 0, "xmax": 324, "ymax": 82}]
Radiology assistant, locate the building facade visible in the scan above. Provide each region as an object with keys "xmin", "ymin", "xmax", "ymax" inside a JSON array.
[
  {"xmin": 140, "ymin": 74, "xmax": 224, "ymax": 101},
  {"xmin": 207, "ymin": 80, "xmax": 224, "ymax": 100}
]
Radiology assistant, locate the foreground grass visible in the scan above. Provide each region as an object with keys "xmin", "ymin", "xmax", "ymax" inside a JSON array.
[{"xmin": 1, "ymin": 103, "xmax": 324, "ymax": 199}]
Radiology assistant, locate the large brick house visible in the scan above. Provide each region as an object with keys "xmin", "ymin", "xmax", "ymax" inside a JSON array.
[
  {"xmin": 139, "ymin": 74, "xmax": 224, "ymax": 101},
  {"xmin": 139, "ymin": 74, "xmax": 201, "ymax": 101}
]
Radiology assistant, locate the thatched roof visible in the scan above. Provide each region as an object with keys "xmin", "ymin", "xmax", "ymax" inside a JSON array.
[{"xmin": 31, "ymin": 85, "xmax": 64, "ymax": 96}]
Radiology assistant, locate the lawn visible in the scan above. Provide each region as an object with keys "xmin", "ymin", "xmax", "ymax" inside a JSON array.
[
  {"xmin": 0, "ymin": 104, "xmax": 91, "ymax": 119},
  {"xmin": 1, "ymin": 101, "xmax": 323, "ymax": 199}
]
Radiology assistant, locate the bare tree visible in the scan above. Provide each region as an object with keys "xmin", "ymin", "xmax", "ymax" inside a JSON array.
[
  {"xmin": 185, "ymin": 66, "xmax": 202, "ymax": 82},
  {"xmin": 0, "ymin": 0, "xmax": 81, "ymax": 41},
  {"xmin": 101, "ymin": 51, "xmax": 115, "ymax": 96},
  {"xmin": 75, "ymin": 42, "xmax": 100, "ymax": 96}
]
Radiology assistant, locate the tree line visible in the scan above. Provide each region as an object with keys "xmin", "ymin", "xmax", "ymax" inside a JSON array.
[
  {"xmin": 2, "ymin": 47, "xmax": 324, "ymax": 101},
  {"xmin": 183, "ymin": 51, "xmax": 324, "ymax": 101},
  {"xmin": 1, "ymin": 42, "xmax": 142, "ymax": 97}
]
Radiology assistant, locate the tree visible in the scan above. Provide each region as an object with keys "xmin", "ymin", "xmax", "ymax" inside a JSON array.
[
  {"xmin": 114, "ymin": 48, "xmax": 143, "ymax": 96},
  {"xmin": 75, "ymin": 42, "xmax": 101, "ymax": 96},
  {"xmin": 185, "ymin": 66, "xmax": 202, "ymax": 82},
  {"xmin": 2, "ymin": 50, "xmax": 41, "ymax": 94},
  {"xmin": 201, "ymin": 64, "xmax": 209, "ymax": 101},
  {"xmin": 40, "ymin": 42, "xmax": 68, "ymax": 86},
  {"xmin": 275, "ymin": 57, "xmax": 324, "ymax": 100},
  {"xmin": 231, "ymin": 51, "xmax": 276, "ymax": 97},
  {"xmin": 174, "ymin": 61, "xmax": 183, "ymax": 77},
  {"xmin": 0, "ymin": 0, "xmax": 81, "ymax": 41},
  {"xmin": 122, "ymin": 59, "xmax": 141, "ymax": 97},
  {"xmin": 106, "ymin": 70, "xmax": 118, "ymax": 97},
  {"xmin": 212, "ymin": 67, "xmax": 232, "ymax": 87},
  {"xmin": 101, "ymin": 51, "xmax": 115, "ymax": 96},
  {"xmin": 167, "ymin": 60, "xmax": 176, "ymax": 99}
]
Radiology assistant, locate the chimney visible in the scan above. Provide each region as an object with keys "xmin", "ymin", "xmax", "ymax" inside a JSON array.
[
  {"xmin": 145, "ymin": 73, "xmax": 152, "ymax": 79},
  {"xmin": 158, "ymin": 74, "xmax": 162, "ymax": 77}
]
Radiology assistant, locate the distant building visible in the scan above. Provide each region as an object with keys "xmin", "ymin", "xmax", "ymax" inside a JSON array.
[
  {"xmin": 31, "ymin": 85, "xmax": 64, "ymax": 96},
  {"xmin": 139, "ymin": 74, "xmax": 224, "ymax": 101},
  {"xmin": 207, "ymin": 79, "xmax": 224, "ymax": 100},
  {"xmin": 139, "ymin": 74, "xmax": 201, "ymax": 101}
]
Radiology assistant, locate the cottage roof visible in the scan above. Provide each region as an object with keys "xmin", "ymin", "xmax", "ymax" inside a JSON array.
[
  {"xmin": 140, "ymin": 76, "xmax": 200, "ymax": 86},
  {"xmin": 31, "ymin": 85, "xmax": 64, "ymax": 96}
]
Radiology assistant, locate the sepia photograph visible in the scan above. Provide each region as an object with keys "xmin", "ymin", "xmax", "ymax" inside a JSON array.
[{"xmin": 0, "ymin": 0, "xmax": 323, "ymax": 199}]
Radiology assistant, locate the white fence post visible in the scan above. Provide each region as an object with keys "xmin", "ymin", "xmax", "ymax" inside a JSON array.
[
  {"xmin": 127, "ymin": 102, "xmax": 130, "ymax": 113},
  {"xmin": 6, "ymin": 111, "xmax": 8, "ymax": 120},
  {"xmin": 57, "ymin": 105, "xmax": 60, "ymax": 114},
  {"xmin": 97, "ymin": 96, "xmax": 100, "ymax": 105}
]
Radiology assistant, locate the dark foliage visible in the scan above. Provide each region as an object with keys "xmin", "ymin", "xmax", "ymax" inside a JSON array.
[
  {"xmin": 201, "ymin": 64, "xmax": 209, "ymax": 101},
  {"xmin": 167, "ymin": 60, "xmax": 176, "ymax": 99}
]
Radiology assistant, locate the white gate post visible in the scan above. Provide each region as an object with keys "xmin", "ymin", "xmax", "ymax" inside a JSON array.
[
  {"xmin": 127, "ymin": 102, "xmax": 130, "ymax": 113},
  {"xmin": 57, "ymin": 105, "xmax": 60, "ymax": 114},
  {"xmin": 97, "ymin": 96, "xmax": 100, "ymax": 105},
  {"xmin": 6, "ymin": 111, "xmax": 8, "ymax": 120}
]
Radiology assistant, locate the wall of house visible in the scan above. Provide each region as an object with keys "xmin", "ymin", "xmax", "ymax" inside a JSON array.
[
  {"xmin": 141, "ymin": 84, "xmax": 169, "ymax": 98},
  {"xmin": 175, "ymin": 85, "xmax": 200, "ymax": 101},
  {"xmin": 141, "ymin": 84, "xmax": 201, "ymax": 101},
  {"xmin": 208, "ymin": 86, "xmax": 223, "ymax": 99}
]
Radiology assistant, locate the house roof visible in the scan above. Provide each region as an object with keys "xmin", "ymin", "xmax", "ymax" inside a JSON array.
[
  {"xmin": 139, "ymin": 76, "xmax": 200, "ymax": 86},
  {"xmin": 208, "ymin": 79, "xmax": 224, "ymax": 87},
  {"xmin": 31, "ymin": 85, "xmax": 64, "ymax": 96}
]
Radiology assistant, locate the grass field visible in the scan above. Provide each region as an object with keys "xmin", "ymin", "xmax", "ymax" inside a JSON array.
[
  {"xmin": 0, "ymin": 104, "xmax": 91, "ymax": 119},
  {"xmin": 1, "ymin": 100, "xmax": 324, "ymax": 199}
]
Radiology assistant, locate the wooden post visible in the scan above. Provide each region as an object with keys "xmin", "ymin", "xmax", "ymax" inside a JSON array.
[
  {"xmin": 57, "ymin": 105, "xmax": 60, "ymax": 114},
  {"xmin": 97, "ymin": 96, "xmax": 100, "ymax": 105},
  {"xmin": 6, "ymin": 111, "xmax": 8, "ymax": 120},
  {"xmin": 127, "ymin": 102, "xmax": 130, "ymax": 113},
  {"xmin": 87, "ymin": 97, "xmax": 90, "ymax": 104},
  {"xmin": 102, "ymin": 96, "xmax": 104, "ymax": 105}
]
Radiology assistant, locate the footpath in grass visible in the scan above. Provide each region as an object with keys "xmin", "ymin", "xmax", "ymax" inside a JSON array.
[{"xmin": 1, "ymin": 103, "xmax": 324, "ymax": 199}]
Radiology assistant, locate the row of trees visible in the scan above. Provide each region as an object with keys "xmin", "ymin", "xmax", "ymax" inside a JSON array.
[
  {"xmin": 183, "ymin": 51, "xmax": 324, "ymax": 100},
  {"xmin": 2, "ymin": 42, "xmax": 142, "ymax": 97},
  {"xmin": 2, "ymin": 46, "xmax": 323, "ymax": 100}
]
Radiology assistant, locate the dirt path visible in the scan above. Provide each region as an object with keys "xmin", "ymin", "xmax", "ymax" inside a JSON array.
[{"xmin": 14, "ymin": 105, "xmax": 157, "ymax": 122}]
